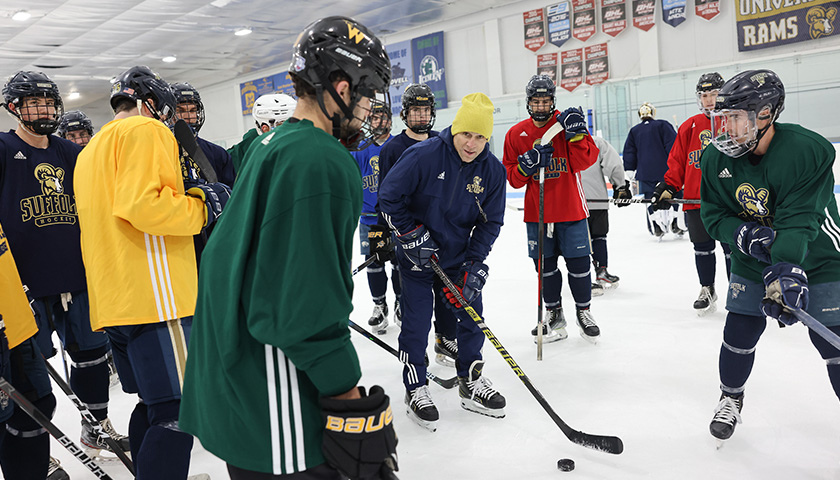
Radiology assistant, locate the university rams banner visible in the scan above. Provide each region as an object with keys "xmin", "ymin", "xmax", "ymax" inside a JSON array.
[
  {"xmin": 736, "ymin": 0, "xmax": 839, "ymax": 51},
  {"xmin": 537, "ymin": 53, "xmax": 559, "ymax": 83},
  {"xmin": 695, "ymin": 0, "xmax": 720, "ymax": 21},
  {"xmin": 546, "ymin": 2, "xmax": 573, "ymax": 48},
  {"xmin": 524, "ymin": 9, "xmax": 547, "ymax": 51},
  {"xmin": 240, "ymin": 77, "xmax": 274, "ymax": 115},
  {"xmin": 386, "ymin": 40, "xmax": 414, "ymax": 118},
  {"xmin": 412, "ymin": 32, "xmax": 447, "ymax": 109}
]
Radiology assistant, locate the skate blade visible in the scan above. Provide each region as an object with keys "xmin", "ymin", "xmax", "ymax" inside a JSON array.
[
  {"xmin": 405, "ymin": 406, "xmax": 438, "ymax": 432},
  {"xmin": 579, "ymin": 331, "xmax": 600, "ymax": 345},
  {"xmin": 434, "ymin": 353, "xmax": 456, "ymax": 368},
  {"xmin": 591, "ymin": 287, "xmax": 605, "ymax": 297},
  {"xmin": 715, "ymin": 438, "xmax": 727, "ymax": 450},
  {"xmin": 460, "ymin": 399, "xmax": 505, "ymax": 418},
  {"xmin": 370, "ymin": 321, "xmax": 389, "ymax": 335},
  {"xmin": 82, "ymin": 445, "xmax": 127, "ymax": 463},
  {"xmin": 188, "ymin": 474, "xmax": 212, "ymax": 480},
  {"xmin": 598, "ymin": 280, "xmax": 619, "ymax": 290},
  {"xmin": 533, "ymin": 329, "xmax": 567, "ymax": 344},
  {"xmin": 695, "ymin": 304, "xmax": 717, "ymax": 317}
]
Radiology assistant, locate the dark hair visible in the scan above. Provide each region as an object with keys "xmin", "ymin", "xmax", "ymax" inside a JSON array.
[{"xmin": 112, "ymin": 97, "xmax": 136, "ymax": 114}]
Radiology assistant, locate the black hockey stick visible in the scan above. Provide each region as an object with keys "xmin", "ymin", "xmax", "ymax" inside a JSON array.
[
  {"xmin": 536, "ymin": 123, "xmax": 563, "ymax": 359},
  {"xmin": 44, "ymin": 361, "xmax": 135, "ymax": 476},
  {"xmin": 591, "ymin": 198, "xmax": 701, "ymax": 205},
  {"xmin": 173, "ymin": 119, "xmax": 218, "ymax": 183},
  {"xmin": 791, "ymin": 309, "xmax": 840, "ymax": 350},
  {"xmin": 0, "ymin": 376, "xmax": 114, "ymax": 479},
  {"xmin": 352, "ymin": 255, "xmax": 379, "ymax": 276},
  {"xmin": 430, "ymin": 259, "xmax": 624, "ymax": 454}
]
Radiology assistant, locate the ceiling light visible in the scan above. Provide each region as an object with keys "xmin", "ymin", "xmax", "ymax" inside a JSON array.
[
  {"xmin": 12, "ymin": 10, "xmax": 31, "ymax": 22},
  {"xmin": 67, "ymin": 92, "xmax": 80, "ymax": 100},
  {"xmin": 162, "ymin": 55, "xmax": 177, "ymax": 63},
  {"xmin": 234, "ymin": 28, "xmax": 252, "ymax": 36}
]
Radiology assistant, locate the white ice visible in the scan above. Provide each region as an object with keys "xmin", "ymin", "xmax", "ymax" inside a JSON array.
[{"xmin": 44, "ymin": 199, "xmax": 840, "ymax": 480}]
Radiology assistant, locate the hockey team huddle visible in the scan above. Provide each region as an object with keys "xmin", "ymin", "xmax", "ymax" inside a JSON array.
[{"xmin": 0, "ymin": 12, "xmax": 837, "ymax": 480}]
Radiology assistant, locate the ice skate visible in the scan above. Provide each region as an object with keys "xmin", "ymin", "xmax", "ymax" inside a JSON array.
[
  {"xmin": 591, "ymin": 282, "xmax": 605, "ymax": 297},
  {"xmin": 458, "ymin": 360, "xmax": 505, "ymax": 418},
  {"xmin": 575, "ymin": 308, "xmax": 600, "ymax": 344},
  {"xmin": 80, "ymin": 417, "xmax": 131, "ymax": 462},
  {"xmin": 531, "ymin": 307, "xmax": 568, "ymax": 343},
  {"xmin": 434, "ymin": 334, "xmax": 457, "ymax": 367},
  {"xmin": 671, "ymin": 218, "xmax": 686, "ymax": 237},
  {"xmin": 48, "ymin": 456, "xmax": 70, "ymax": 480},
  {"xmin": 694, "ymin": 285, "xmax": 717, "ymax": 316},
  {"xmin": 107, "ymin": 352, "xmax": 120, "ymax": 388},
  {"xmin": 393, "ymin": 298, "xmax": 401, "ymax": 328},
  {"xmin": 405, "ymin": 385, "xmax": 438, "ymax": 432},
  {"xmin": 710, "ymin": 394, "xmax": 743, "ymax": 448},
  {"xmin": 595, "ymin": 266, "xmax": 620, "ymax": 289},
  {"xmin": 367, "ymin": 301, "xmax": 389, "ymax": 334}
]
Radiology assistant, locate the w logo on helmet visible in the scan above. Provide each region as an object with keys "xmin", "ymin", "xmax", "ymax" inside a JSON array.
[{"xmin": 346, "ymin": 22, "xmax": 369, "ymax": 44}]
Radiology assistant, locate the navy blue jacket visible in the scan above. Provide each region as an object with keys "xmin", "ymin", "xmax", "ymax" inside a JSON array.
[
  {"xmin": 378, "ymin": 127, "xmax": 506, "ymax": 270},
  {"xmin": 198, "ymin": 136, "xmax": 237, "ymax": 187},
  {"xmin": 622, "ymin": 118, "xmax": 677, "ymax": 182},
  {"xmin": 376, "ymin": 130, "xmax": 438, "ymax": 225}
]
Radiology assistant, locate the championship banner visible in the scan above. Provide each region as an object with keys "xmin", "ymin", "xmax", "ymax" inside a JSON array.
[
  {"xmin": 240, "ymin": 77, "xmax": 274, "ymax": 115},
  {"xmin": 524, "ymin": 9, "xmax": 547, "ymax": 52},
  {"xmin": 412, "ymin": 32, "xmax": 448, "ymax": 109},
  {"xmin": 560, "ymin": 49, "xmax": 584, "ymax": 92},
  {"xmin": 386, "ymin": 40, "xmax": 414, "ymax": 118},
  {"xmin": 662, "ymin": 0, "xmax": 688, "ymax": 27},
  {"xmin": 573, "ymin": 0, "xmax": 597, "ymax": 42},
  {"xmin": 602, "ymin": 0, "xmax": 628, "ymax": 37},
  {"xmin": 695, "ymin": 0, "xmax": 720, "ymax": 21},
  {"xmin": 633, "ymin": 0, "xmax": 656, "ymax": 31},
  {"xmin": 584, "ymin": 43, "xmax": 610, "ymax": 85},
  {"xmin": 736, "ymin": 0, "xmax": 839, "ymax": 52},
  {"xmin": 546, "ymin": 2, "xmax": 573, "ymax": 48},
  {"xmin": 270, "ymin": 72, "xmax": 295, "ymax": 98},
  {"xmin": 537, "ymin": 53, "xmax": 559, "ymax": 83}
]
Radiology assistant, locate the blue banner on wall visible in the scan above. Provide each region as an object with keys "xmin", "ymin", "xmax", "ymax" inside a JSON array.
[
  {"xmin": 411, "ymin": 31, "xmax": 447, "ymax": 110},
  {"xmin": 240, "ymin": 77, "xmax": 274, "ymax": 115},
  {"xmin": 271, "ymin": 72, "xmax": 296, "ymax": 98},
  {"xmin": 662, "ymin": 0, "xmax": 687, "ymax": 27},
  {"xmin": 386, "ymin": 40, "xmax": 414, "ymax": 118},
  {"xmin": 546, "ymin": 2, "xmax": 572, "ymax": 48}
]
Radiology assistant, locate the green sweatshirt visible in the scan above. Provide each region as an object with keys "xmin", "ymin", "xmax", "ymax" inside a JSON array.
[{"xmin": 227, "ymin": 127, "xmax": 261, "ymax": 173}]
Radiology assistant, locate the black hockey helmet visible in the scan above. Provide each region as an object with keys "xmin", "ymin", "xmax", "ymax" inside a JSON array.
[
  {"xmin": 57, "ymin": 110, "xmax": 94, "ymax": 138},
  {"xmin": 170, "ymin": 82, "xmax": 205, "ymax": 133},
  {"xmin": 526, "ymin": 74, "xmax": 556, "ymax": 122},
  {"xmin": 110, "ymin": 66, "xmax": 176, "ymax": 125},
  {"xmin": 2, "ymin": 71, "xmax": 64, "ymax": 135},
  {"xmin": 289, "ymin": 16, "xmax": 391, "ymax": 148},
  {"xmin": 400, "ymin": 83, "xmax": 435, "ymax": 134},
  {"xmin": 369, "ymin": 102, "xmax": 392, "ymax": 137},
  {"xmin": 696, "ymin": 72, "xmax": 724, "ymax": 93}
]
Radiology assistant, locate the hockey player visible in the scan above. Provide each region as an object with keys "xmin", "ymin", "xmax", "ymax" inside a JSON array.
[
  {"xmin": 623, "ymin": 102, "xmax": 681, "ymax": 237},
  {"xmin": 228, "ymin": 92, "xmax": 297, "ymax": 172},
  {"xmin": 74, "ymin": 65, "xmax": 225, "ymax": 480},
  {"xmin": 502, "ymin": 74, "xmax": 600, "ymax": 344},
  {"xmin": 352, "ymin": 103, "xmax": 401, "ymax": 334},
  {"xmin": 377, "ymin": 83, "xmax": 457, "ymax": 366},
  {"xmin": 700, "ymin": 69, "xmax": 840, "ymax": 444},
  {"xmin": 179, "ymin": 17, "xmax": 398, "ymax": 479},
  {"xmin": 580, "ymin": 135, "xmax": 629, "ymax": 295},
  {"xmin": 380, "ymin": 92, "xmax": 507, "ymax": 431},
  {"xmin": 0, "ymin": 70, "xmax": 129, "ymax": 478},
  {"xmin": 652, "ymin": 72, "xmax": 732, "ymax": 315},
  {"xmin": 56, "ymin": 110, "xmax": 94, "ymax": 146}
]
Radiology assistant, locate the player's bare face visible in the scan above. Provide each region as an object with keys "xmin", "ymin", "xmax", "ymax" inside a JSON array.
[
  {"xmin": 528, "ymin": 97, "xmax": 553, "ymax": 115},
  {"xmin": 65, "ymin": 129, "xmax": 91, "ymax": 147},
  {"xmin": 176, "ymin": 103, "xmax": 199, "ymax": 125},
  {"xmin": 19, "ymin": 96, "xmax": 56, "ymax": 121},
  {"xmin": 699, "ymin": 90, "xmax": 718, "ymax": 111},
  {"xmin": 453, "ymin": 131, "xmax": 487, "ymax": 163},
  {"xmin": 406, "ymin": 106, "xmax": 431, "ymax": 128}
]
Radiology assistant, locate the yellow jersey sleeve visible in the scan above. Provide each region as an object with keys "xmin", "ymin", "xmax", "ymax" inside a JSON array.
[{"xmin": 0, "ymin": 221, "xmax": 39, "ymax": 348}]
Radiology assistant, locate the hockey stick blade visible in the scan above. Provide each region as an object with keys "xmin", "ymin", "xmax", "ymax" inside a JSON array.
[
  {"xmin": 173, "ymin": 119, "xmax": 218, "ymax": 183},
  {"xmin": 791, "ymin": 309, "xmax": 840, "ymax": 350},
  {"xmin": 430, "ymin": 259, "xmax": 624, "ymax": 454},
  {"xmin": 540, "ymin": 122, "xmax": 565, "ymax": 145}
]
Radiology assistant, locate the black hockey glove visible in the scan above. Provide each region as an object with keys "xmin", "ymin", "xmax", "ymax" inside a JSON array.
[
  {"xmin": 556, "ymin": 107, "xmax": 588, "ymax": 141},
  {"xmin": 612, "ymin": 180, "xmax": 632, "ymax": 207},
  {"xmin": 320, "ymin": 385, "xmax": 399, "ymax": 480},
  {"xmin": 442, "ymin": 261, "xmax": 489, "ymax": 310},
  {"xmin": 760, "ymin": 262, "xmax": 808, "ymax": 326},
  {"xmin": 186, "ymin": 180, "xmax": 232, "ymax": 230},
  {"xmin": 397, "ymin": 225, "xmax": 438, "ymax": 268},
  {"xmin": 517, "ymin": 144, "xmax": 554, "ymax": 177},
  {"xmin": 367, "ymin": 225, "xmax": 395, "ymax": 264},
  {"xmin": 733, "ymin": 221, "xmax": 775, "ymax": 264},
  {"xmin": 650, "ymin": 182, "xmax": 678, "ymax": 210}
]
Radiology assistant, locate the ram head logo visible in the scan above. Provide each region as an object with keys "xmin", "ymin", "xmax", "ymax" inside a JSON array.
[
  {"xmin": 807, "ymin": 6, "xmax": 837, "ymax": 39},
  {"xmin": 34, "ymin": 163, "xmax": 65, "ymax": 195},
  {"xmin": 736, "ymin": 183, "xmax": 771, "ymax": 224}
]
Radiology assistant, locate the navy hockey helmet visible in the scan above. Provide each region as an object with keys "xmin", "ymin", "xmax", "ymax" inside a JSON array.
[
  {"xmin": 526, "ymin": 74, "xmax": 556, "ymax": 122},
  {"xmin": 696, "ymin": 72, "xmax": 725, "ymax": 116},
  {"xmin": 400, "ymin": 83, "xmax": 435, "ymax": 134},
  {"xmin": 170, "ymin": 82, "xmax": 205, "ymax": 133},
  {"xmin": 369, "ymin": 101, "xmax": 392, "ymax": 137},
  {"xmin": 2, "ymin": 71, "xmax": 64, "ymax": 135},
  {"xmin": 57, "ymin": 110, "xmax": 94, "ymax": 138},
  {"xmin": 110, "ymin": 66, "xmax": 176, "ymax": 125}
]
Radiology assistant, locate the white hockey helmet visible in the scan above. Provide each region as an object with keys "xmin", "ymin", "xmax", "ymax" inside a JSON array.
[{"xmin": 253, "ymin": 93, "xmax": 297, "ymax": 130}]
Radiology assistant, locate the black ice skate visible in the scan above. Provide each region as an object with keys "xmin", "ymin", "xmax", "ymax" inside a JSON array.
[
  {"xmin": 48, "ymin": 456, "xmax": 70, "ymax": 480},
  {"xmin": 531, "ymin": 307, "xmax": 568, "ymax": 343},
  {"xmin": 368, "ymin": 301, "xmax": 389, "ymax": 334},
  {"xmin": 405, "ymin": 385, "xmax": 439, "ymax": 432},
  {"xmin": 434, "ymin": 334, "xmax": 458, "ymax": 367},
  {"xmin": 595, "ymin": 266, "xmax": 620, "ymax": 289},
  {"xmin": 80, "ymin": 417, "xmax": 131, "ymax": 462},
  {"xmin": 710, "ymin": 394, "xmax": 743, "ymax": 447},
  {"xmin": 591, "ymin": 282, "xmax": 605, "ymax": 297},
  {"xmin": 671, "ymin": 218, "xmax": 686, "ymax": 237},
  {"xmin": 576, "ymin": 308, "xmax": 600, "ymax": 344},
  {"xmin": 458, "ymin": 360, "xmax": 505, "ymax": 418},
  {"xmin": 694, "ymin": 285, "xmax": 717, "ymax": 316},
  {"xmin": 393, "ymin": 298, "xmax": 402, "ymax": 328}
]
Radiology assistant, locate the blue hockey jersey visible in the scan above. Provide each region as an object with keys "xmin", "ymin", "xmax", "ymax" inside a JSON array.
[
  {"xmin": 622, "ymin": 119, "xmax": 677, "ymax": 182},
  {"xmin": 197, "ymin": 136, "xmax": 236, "ymax": 187},
  {"xmin": 352, "ymin": 135, "xmax": 392, "ymax": 226}
]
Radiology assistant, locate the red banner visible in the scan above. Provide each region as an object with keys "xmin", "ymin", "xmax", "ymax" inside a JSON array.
[
  {"xmin": 632, "ymin": 0, "xmax": 656, "ymax": 31},
  {"xmin": 560, "ymin": 49, "xmax": 584, "ymax": 92},
  {"xmin": 695, "ymin": 0, "xmax": 720, "ymax": 20},
  {"xmin": 601, "ymin": 0, "xmax": 628, "ymax": 37},
  {"xmin": 572, "ymin": 0, "xmax": 597, "ymax": 42},
  {"xmin": 584, "ymin": 43, "xmax": 609, "ymax": 85},
  {"xmin": 524, "ymin": 9, "xmax": 546, "ymax": 52},
  {"xmin": 537, "ymin": 53, "xmax": 559, "ymax": 83}
]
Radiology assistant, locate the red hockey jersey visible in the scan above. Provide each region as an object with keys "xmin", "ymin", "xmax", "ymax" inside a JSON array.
[{"xmin": 664, "ymin": 113, "xmax": 713, "ymax": 211}]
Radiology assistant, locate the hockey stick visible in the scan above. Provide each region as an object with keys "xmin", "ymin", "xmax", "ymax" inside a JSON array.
[
  {"xmin": 790, "ymin": 309, "xmax": 840, "ymax": 351},
  {"xmin": 44, "ymin": 361, "xmax": 135, "ymax": 475},
  {"xmin": 173, "ymin": 119, "xmax": 218, "ymax": 183},
  {"xmin": 352, "ymin": 255, "xmax": 379, "ymax": 276},
  {"xmin": 348, "ymin": 321, "xmax": 458, "ymax": 389},
  {"xmin": 0, "ymin": 376, "xmax": 114, "ymax": 479},
  {"xmin": 593, "ymin": 198, "xmax": 701, "ymax": 205},
  {"xmin": 430, "ymin": 259, "xmax": 624, "ymax": 454}
]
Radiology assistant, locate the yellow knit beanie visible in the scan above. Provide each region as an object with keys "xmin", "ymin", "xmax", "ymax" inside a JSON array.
[{"xmin": 451, "ymin": 92, "xmax": 494, "ymax": 139}]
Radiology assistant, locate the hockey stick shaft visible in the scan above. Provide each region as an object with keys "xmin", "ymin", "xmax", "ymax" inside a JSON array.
[
  {"xmin": 0, "ymin": 376, "xmax": 114, "ymax": 479},
  {"xmin": 593, "ymin": 198, "xmax": 700, "ymax": 205},
  {"xmin": 537, "ymin": 166, "xmax": 545, "ymax": 360},
  {"xmin": 44, "ymin": 361, "xmax": 135, "ymax": 475},
  {"xmin": 173, "ymin": 119, "xmax": 218, "ymax": 183},
  {"xmin": 429, "ymin": 259, "xmax": 624, "ymax": 454},
  {"xmin": 791, "ymin": 309, "xmax": 840, "ymax": 350},
  {"xmin": 352, "ymin": 255, "xmax": 379, "ymax": 276}
]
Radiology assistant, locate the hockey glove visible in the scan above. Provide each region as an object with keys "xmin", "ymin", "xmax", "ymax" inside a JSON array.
[
  {"xmin": 651, "ymin": 182, "xmax": 678, "ymax": 210},
  {"xmin": 613, "ymin": 180, "xmax": 633, "ymax": 208},
  {"xmin": 367, "ymin": 224, "xmax": 396, "ymax": 264},
  {"xmin": 556, "ymin": 107, "xmax": 588, "ymax": 142},
  {"xmin": 733, "ymin": 222, "xmax": 775, "ymax": 264},
  {"xmin": 760, "ymin": 262, "xmax": 808, "ymax": 326},
  {"xmin": 397, "ymin": 225, "xmax": 438, "ymax": 268},
  {"xmin": 517, "ymin": 144, "xmax": 554, "ymax": 177},
  {"xmin": 320, "ymin": 385, "xmax": 398, "ymax": 480},
  {"xmin": 186, "ymin": 181, "xmax": 232, "ymax": 230},
  {"xmin": 442, "ymin": 261, "xmax": 489, "ymax": 310}
]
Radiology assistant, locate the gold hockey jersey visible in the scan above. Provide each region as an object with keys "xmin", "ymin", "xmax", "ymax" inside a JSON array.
[{"xmin": 0, "ymin": 221, "xmax": 38, "ymax": 348}]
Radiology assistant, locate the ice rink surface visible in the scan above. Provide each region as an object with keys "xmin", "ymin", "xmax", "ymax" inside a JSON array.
[{"xmin": 45, "ymin": 199, "xmax": 839, "ymax": 480}]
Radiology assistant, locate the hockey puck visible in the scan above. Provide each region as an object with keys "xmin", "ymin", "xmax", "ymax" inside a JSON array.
[{"xmin": 557, "ymin": 458, "xmax": 575, "ymax": 472}]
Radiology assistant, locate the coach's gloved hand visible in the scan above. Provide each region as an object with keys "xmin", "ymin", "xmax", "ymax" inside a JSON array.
[
  {"xmin": 760, "ymin": 262, "xmax": 808, "ymax": 326},
  {"xmin": 367, "ymin": 224, "xmax": 395, "ymax": 264},
  {"xmin": 613, "ymin": 180, "xmax": 632, "ymax": 208},
  {"xmin": 186, "ymin": 180, "xmax": 232, "ymax": 230},
  {"xmin": 442, "ymin": 261, "xmax": 489, "ymax": 310},
  {"xmin": 320, "ymin": 385, "xmax": 398, "ymax": 480},
  {"xmin": 651, "ymin": 182, "xmax": 678, "ymax": 210},
  {"xmin": 397, "ymin": 225, "xmax": 438, "ymax": 268},
  {"xmin": 556, "ymin": 106, "xmax": 588, "ymax": 141},
  {"xmin": 733, "ymin": 221, "xmax": 775, "ymax": 264},
  {"xmin": 517, "ymin": 144, "xmax": 554, "ymax": 177}
]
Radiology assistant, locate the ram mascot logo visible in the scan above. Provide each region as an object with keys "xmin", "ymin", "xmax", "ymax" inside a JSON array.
[
  {"xmin": 34, "ymin": 163, "xmax": 65, "ymax": 195},
  {"xmin": 466, "ymin": 176, "xmax": 484, "ymax": 195},
  {"xmin": 699, "ymin": 129, "xmax": 712, "ymax": 150},
  {"xmin": 806, "ymin": 6, "xmax": 837, "ymax": 40},
  {"xmin": 736, "ymin": 183, "xmax": 772, "ymax": 226}
]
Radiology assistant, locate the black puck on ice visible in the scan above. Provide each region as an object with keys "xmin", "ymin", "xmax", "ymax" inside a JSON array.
[{"xmin": 557, "ymin": 458, "xmax": 575, "ymax": 472}]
